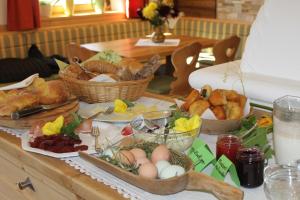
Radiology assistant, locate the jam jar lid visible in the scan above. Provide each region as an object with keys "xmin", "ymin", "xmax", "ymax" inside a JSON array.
[{"xmin": 236, "ymin": 147, "xmax": 264, "ymax": 162}]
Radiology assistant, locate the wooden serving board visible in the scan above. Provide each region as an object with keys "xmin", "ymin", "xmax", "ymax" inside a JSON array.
[
  {"xmin": 79, "ymin": 152, "xmax": 244, "ymax": 200},
  {"xmin": 0, "ymin": 101, "xmax": 79, "ymax": 129}
]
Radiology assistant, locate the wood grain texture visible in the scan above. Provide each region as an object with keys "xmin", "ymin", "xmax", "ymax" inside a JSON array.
[
  {"xmin": 0, "ymin": 132, "xmax": 125, "ymax": 200},
  {"xmin": 176, "ymin": 0, "xmax": 216, "ymax": 18},
  {"xmin": 81, "ymin": 35, "xmax": 218, "ymax": 62},
  {"xmin": 170, "ymin": 42, "xmax": 202, "ymax": 96},
  {"xmin": 79, "ymin": 152, "xmax": 243, "ymax": 200},
  {"xmin": 0, "ymin": 101, "xmax": 79, "ymax": 129}
]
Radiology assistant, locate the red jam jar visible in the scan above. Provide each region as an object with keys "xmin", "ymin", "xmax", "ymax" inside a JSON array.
[
  {"xmin": 216, "ymin": 134, "xmax": 242, "ymax": 164},
  {"xmin": 236, "ymin": 147, "xmax": 265, "ymax": 188}
]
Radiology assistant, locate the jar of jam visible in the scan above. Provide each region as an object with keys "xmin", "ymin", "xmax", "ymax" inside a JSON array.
[
  {"xmin": 236, "ymin": 147, "xmax": 264, "ymax": 188},
  {"xmin": 216, "ymin": 134, "xmax": 241, "ymax": 164}
]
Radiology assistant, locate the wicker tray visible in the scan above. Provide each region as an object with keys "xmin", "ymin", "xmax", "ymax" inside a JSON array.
[{"xmin": 59, "ymin": 71, "xmax": 153, "ymax": 103}]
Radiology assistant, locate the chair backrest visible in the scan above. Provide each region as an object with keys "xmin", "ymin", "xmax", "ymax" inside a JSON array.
[
  {"xmin": 170, "ymin": 42, "xmax": 202, "ymax": 96},
  {"xmin": 65, "ymin": 43, "xmax": 96, "ymax": 64},
  {"xmin": 213, "ymin": 35, "xmax": 241, "ymax": 65}
]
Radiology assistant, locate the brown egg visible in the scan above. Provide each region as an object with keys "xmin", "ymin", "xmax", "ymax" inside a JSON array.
[
  {"xmin": 138, "ymin": 162, "xmax": 158, "ymax": 179},
  {"xmin": 116, "ymin": 150, "xmax": 136, "ymax": 165},
  {"xmin": 151, "ymin": 144, "xmax": 170, "ymax": 164},
  {"xmin": 135, "ymin": 157, "xmax": 150, "ymax": 167},
  {"xmin": 130, "ymin": 148, "xmax": 147, "ymax": 160}
]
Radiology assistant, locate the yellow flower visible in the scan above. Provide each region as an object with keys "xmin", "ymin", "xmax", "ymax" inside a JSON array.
[
  {"xmin": 174, "ymin": 115, "xmax": 201, "ymax": 133},
  {"xmin": 257, "ymin": 116, "xmax": 273, "ymax": 127},
  {"xmin": 142, "ymin": 2, "xmax": 158, "ymax": 20},
  {"xmin": 114, "ymin": 99, "xmax": 128, "ymax": 113},
  {"xmin": 162, "ymin": 0, "xmax": 174, "ymax": 7},
  {"xmin": 42, "ymin": 116, "xmax": 64, "ymax": 136}
]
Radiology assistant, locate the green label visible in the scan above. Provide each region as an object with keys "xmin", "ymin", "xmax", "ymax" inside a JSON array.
[
  {"xmin": 211, "ymin": 155, "xmax": 240, "ymax": 187},
  {"xmin": 188, "ymin": 139, "xmax": 215, "ymax": 172}
]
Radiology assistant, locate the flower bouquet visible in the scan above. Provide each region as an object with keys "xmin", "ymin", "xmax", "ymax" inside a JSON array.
[{"xmin": 137, "ymin": 0, "xmax": 181, "ymax": 43}]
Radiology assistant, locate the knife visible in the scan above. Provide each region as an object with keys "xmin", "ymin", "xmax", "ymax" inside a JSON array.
[{"xmin": 11, "ymin": 98, "xmax": 77, "ymax": 120}]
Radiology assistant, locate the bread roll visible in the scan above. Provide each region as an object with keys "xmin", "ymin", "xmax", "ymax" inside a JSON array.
[
  {"xmin": 117, "ymin": 58, "xmax": 143, "ymax": 75},
  {"xmin": 84, "ymin": 60, "xmax": 119, "ymax": 74}
]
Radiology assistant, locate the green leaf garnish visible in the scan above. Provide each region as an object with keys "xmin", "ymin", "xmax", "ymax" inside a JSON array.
[
  {"xmin": 122, "ymin": 99, "xmax": 135, "ymax": 107},
  {"xmin": 61, "ymin": 113, "xmax": 83, "ymax": 139}
]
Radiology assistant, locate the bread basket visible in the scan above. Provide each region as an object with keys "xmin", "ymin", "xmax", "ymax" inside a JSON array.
[{"xmin": 59, "ymin": 70, "xmax": 152, "ymax": 103}]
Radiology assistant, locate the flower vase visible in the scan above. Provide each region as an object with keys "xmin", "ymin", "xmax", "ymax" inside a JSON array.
[{"xmin": 152, "ymin": 26, "xmax": 165, "ymax": 43}]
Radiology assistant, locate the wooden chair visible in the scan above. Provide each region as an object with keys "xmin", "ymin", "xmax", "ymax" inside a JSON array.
[
  {"xmin": 199, "ymin": 35, "xmax": 240, "ymax": 66},
  {"xmin": 170, "ymin": 42, "xmax": 202, "ymax": 96},
  {"xmin": 65, "ymin": 43, "xmax": 96, "ymax": 64}
]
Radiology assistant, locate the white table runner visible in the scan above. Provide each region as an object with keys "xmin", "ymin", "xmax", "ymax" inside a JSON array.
[{"xmin": 0, "ymin": 96, "xmax": 267, "ymax": 200}]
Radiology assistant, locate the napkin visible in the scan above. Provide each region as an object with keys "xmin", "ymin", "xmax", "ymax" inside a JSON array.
[
  {"xmin": 188, "ymin": 60, "xmax": 300, "ymax": 107},
  {"xmin": 241, "ymin": 0, "xmax": 300, "ymax": 82},
  {"xmin": 0, "ymin": 73, "xmax": 39, "ymax": 91},
  {"xmin": 92, "ymin": 121, "xmax": 125, "ymax": 149},
  {"xmin": 89, "ymin": 74, "xmax": 117, "ymax": 83}
]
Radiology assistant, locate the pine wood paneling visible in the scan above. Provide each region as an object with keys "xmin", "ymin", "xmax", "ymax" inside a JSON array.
[{"xmin": 176, "ymin": 0, "xmax": 216, "ymax": 18}]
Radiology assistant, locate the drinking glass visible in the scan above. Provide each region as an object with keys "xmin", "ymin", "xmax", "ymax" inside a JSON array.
[
  {"xmin": 264, "ymin": 163, "xmax": 300, "ymax": 200},
  {"xmin": 273, "ymin": 95, "xmax": 300, "ymax": 165}
]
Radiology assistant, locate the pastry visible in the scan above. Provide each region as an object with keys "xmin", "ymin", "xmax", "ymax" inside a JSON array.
[
  {"xmin": 208, "ymin": 89, "xmax": 227, "ymax": 106},
  {"xmin": 181, "ymin": 89, "xmax": 201, "ymax": 111},
  {"xmin": 225, "ymin": 101, "xmax": 242, "ymax": 120},
  {"xmin": 33, "ymin": 80, "xmax": 70, "ymax": 105},
  {"xmin": 0, "ymin": 93, "xmax": 39, "ymax": 116},
  {"xmin": 189, "ymin": 99, "xmax": 210, "ymax": 116},
  {"xmin": 211, "ymin": 106, "xmax": 226, "ymax": 120},
  {"xmin": 133, "ymin": 55, "xmax": 161, "ymax": 79},
  {"xmin": 223, "ymin": 90, "xmax": 240, "ymax": 101},
  {"xmin": 118, "ymin": 58, "xmax": 144, "ymax": 75},
  {"xmin": 200, "ymin": 85, "xmax": 212, "ymax": 99},
  {"xmin": 0, "ymin": 91, "xmax": 6, "ymax": 104},
  {"xmin": 84, "ymin": 60, "xmax": 119, "ymax": 74}
]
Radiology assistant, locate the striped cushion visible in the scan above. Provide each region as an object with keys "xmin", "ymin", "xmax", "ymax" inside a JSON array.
[{"xmin": 0, "ymin": 18, "xmax": 250, "ymax": 59}]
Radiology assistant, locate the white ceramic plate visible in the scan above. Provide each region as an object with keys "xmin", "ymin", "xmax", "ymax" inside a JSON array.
[
  {"xmin": 21, "ymin": 133, "xmax": 96, "ymax": 158},
  {"xmin": 79, "ymin": 97, "xmax": 174, "ymax": 123}
]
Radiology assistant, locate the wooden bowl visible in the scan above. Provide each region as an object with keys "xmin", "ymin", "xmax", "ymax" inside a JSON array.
[{"xmin": 79, "ymin": 151, "xmax": 243, "ymax": 200}]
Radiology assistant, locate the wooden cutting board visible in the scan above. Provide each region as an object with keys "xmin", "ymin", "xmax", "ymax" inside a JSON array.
[{"xmin": 0, "ymin": 101, "xmax": 79, "ymax": 129}]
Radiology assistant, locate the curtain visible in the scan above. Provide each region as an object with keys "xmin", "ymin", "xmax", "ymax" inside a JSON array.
[
  {"xmin": 126, "ymin": 0, "xmax": 147, "ymax": 18},
  {"xmin": 7, "ymin": 0, "xmax": 41, "ymax": 31}
]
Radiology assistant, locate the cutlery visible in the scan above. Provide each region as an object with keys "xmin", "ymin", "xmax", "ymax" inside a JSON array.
[
  {"xmin": 91, "ymin": 126, "xmax": 102, "ymax": 154},
  {"xmin": 81, "ymin": 106, "xmax": 114, "ymax": 119},
  {"xmin": 11, "ymin": 98, "xmax": 77, "ymax": 120}
]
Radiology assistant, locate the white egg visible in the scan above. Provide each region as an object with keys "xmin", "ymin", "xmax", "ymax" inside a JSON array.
[
  {"xmin": 155, "ymin": 160, "xmax": 171, "ymax": 176},
  {"xmin": 103, "ymin": 148, "xmax": 116, "ymax": 158},
  {"xmin": 159, "ymin": 165, "xmax": 185, "ymax": 179}
]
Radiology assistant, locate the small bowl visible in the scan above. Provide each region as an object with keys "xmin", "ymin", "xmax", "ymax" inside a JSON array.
[
  {"xmin": 132, "ymin": 110, "xmax": 201, "ymax": 152},
  {"xmin": 264, "ymin": 163, "xmax": 300, "ymax": 199}
]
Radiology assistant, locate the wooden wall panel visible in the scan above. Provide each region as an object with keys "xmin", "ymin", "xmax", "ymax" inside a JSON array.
[{"xmin": 176, "ymin": 0, "xmax": 216, "ymax": 18}]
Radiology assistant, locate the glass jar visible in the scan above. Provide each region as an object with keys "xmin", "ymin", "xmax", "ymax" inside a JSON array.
[
  {"xmin": 273, "ymin": 95, "xmax": 300, "ymax": 165},
  {"xmin": 216, "ymin": 134, "xmax": 242, "ymax": 164},
  {"xmin": 264, "ymin": 163, "xmax": 300, "ymax": 200},
  {"xmin": 236, "ymin": 147, "xmax": 264, "ymax": 188}
]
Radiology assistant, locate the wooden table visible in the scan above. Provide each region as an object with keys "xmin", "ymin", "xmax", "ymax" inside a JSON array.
[{"xmin": 81, "ymin": 35, "xmax": 218, "ymax": 62}]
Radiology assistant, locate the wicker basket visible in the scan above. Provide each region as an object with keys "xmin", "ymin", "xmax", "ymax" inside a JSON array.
[{"xmin": 59, "ymin": 71, "xmax": 153, "ymax": 103}]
